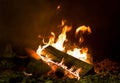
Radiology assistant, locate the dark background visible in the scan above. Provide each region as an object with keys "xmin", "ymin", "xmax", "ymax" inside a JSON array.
[{"xmin": 0, "ymin": 0, "xmax": 120, "ymax": 62}]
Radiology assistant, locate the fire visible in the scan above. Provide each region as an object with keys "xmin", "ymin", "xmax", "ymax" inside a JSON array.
[
  {"xmin": 67, "ymin": 48, "xmax": 87, "ymax": 62},
  {"xmin": 75, "ymin": 25, "xmax": 91, "ymax": 35},
  {"xmin": 75, "ymin": 25, "xmax": 91, "ymax": 43},
  {"xmin": 51, "ymin": 25, "xmax": 72, "ymax": 51},
  {"xmin": 36, "ymin": 20, "xmax": 92, "ymax": 80}
]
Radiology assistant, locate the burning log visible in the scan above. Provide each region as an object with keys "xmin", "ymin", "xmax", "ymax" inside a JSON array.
[
  {"xmin": 41, "ymin": 45, "xmax": 94, "ymax": 77},
  {"xmin": 26, "ymin": 48, "xmax": 64, "ymax": 78},
  {"xmin": 25, "ymin": 48, "xmax": 51, "ymax": 76}
]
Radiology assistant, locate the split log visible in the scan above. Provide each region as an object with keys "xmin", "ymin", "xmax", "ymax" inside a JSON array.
[{"xmin": 41, "ymin": 45, "xmax": 94, "ymax": 77}]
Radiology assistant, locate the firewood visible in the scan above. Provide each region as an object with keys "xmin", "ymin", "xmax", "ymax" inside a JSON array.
[{"xmin": 41, "ymin": 45, "xmax": 94, "ymax": 77}]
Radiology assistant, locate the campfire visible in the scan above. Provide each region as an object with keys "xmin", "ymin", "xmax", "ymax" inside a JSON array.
[
  {"xmin": 32, "ymin": 20, "xmax": 94, "ymax": 80},
  {"xmin": 0, "ymin": 0, "xmax": 120, "ymax": 82}
]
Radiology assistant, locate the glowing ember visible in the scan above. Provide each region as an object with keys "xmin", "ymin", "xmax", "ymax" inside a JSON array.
[
  {"xmin": 36, "ymin": 20, "xmax": 92, "ymax": 80},
  {"xmin": 57, "ymin": 5, "xmax": 61, "ymax": 10}
]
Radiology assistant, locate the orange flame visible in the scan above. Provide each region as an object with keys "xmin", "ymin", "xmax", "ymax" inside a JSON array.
[
  {"xmin": 75, "ymin": 25, "xmax": 91, "ymax": 43},
  {"xmin": 36, "ymin": 20, "xmax": 92, "ymax": 80},
  {"xmin": 75, "ymin": 25, "xmax": 91, "ymax": 35},
  {"xmin": 51, "ymin": 25, "xmax": 72, "ymax": 51}
]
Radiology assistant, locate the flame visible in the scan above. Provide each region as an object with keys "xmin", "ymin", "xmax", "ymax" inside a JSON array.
[
  {"xmin": 51, "ymin": 25, "xmax": 72, "ymax": 51},
  {"xmin": 61, "ymin": 20, "xmax": 66, "ymax": 26},
  {"xmin": 67, "ymin": 48, "xmax": 87, "ymax": 62},
  {"xmin": 75, "ymin": 25, "xmax": 91, "ymax": 35},
  {"xmin": 75, "ymin": 25, "xmax": 92, "ymax": 43},
  {"xmin": 36, "ymin": 20, "xmax": 92, "ymax": 80}
]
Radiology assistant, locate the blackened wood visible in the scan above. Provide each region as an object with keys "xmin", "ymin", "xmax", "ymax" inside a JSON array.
[{"xmin": 42, "ymin": 45, "xmax": 94, "ymax": 77}]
